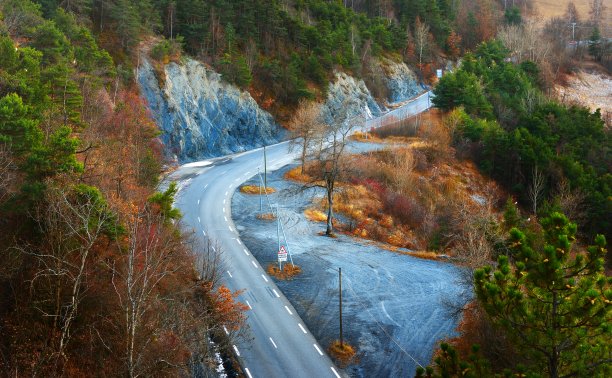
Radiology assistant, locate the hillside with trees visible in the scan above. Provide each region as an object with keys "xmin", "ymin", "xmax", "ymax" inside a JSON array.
[{"xmin": 0, "ymin": 1, "xmax": 247, "ymax": 375}]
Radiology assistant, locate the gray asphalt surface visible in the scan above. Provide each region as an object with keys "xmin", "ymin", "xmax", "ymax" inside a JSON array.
[{"xmin": 168, "ymin": 92, "xmax": 434, "ymax": 378}]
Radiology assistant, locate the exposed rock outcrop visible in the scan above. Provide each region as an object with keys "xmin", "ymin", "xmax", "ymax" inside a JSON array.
[
  {"xmin": 379, "ymin": 57, "xmax": 421, "ymax": 103},
  {"xmin": 324, "ymin": 72, "xmax": 383, "ymax": 124},
  {"xmin": 138, "ymin": 58, "xmax": 285, "ymax": 163}
]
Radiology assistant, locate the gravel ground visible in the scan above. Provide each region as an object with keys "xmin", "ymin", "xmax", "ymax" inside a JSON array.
[{"xmin": 231, "ymin": 164, "xmax": 470, "ymax": 377}]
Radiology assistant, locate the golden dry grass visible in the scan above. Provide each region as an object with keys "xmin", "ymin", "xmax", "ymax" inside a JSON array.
[
  {"xmin": 405, "ymin": 251, "xmax": 440, "ymax": 260},
  {"xmin": 304, "ymin": 208, "xmax": 327, "ymax": 222},
  {"xmin": 266, "ymin": 263, "xmax": 302, "ymax": 280},
  {"xmin": 284, "ymin": 166, "xmax": 312, "ymax": 182},
  {"xmin": 328, "ymin": 340, "xmax": 357, "ymax": 367},
  {"xmin": 350, "ymin": 131, "xmax": 382, "ymax": 142},
  {"xmin": 240, "ymin": 185, "xmax": 276, "ymax": 194},
  {"xmin": 256, "ymin": 212, "xmax": 276, "ymax": 220}
]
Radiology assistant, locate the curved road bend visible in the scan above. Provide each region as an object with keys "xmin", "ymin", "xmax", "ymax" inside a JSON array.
[{"xmin": 172, "ymin": 92, "xmax": 431, "ymax": 378}]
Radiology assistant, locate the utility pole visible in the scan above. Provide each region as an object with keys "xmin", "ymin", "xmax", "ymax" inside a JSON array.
[
  {"xmin": 276, "ymin": 205, "xmax": 281, "ymax": 271},
  {"xmin": 339, "ymin": 267, "xmax": 343, "ymax": 347},
  {"xmin": 571, "ymin": 22, "xmax": 577, "ymax": 42},
  {"xmin": 263, "ymin": 145, "xmax": 268, "ymax": 191},
  {"xmin": 258, "ymin": 168, "xmax": 263, "ymax": 212}
]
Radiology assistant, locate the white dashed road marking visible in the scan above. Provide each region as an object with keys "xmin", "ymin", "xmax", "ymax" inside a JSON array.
[
  {"xmin": 246, "ymin": 300, "xmax": 252, "ymax": 310},
  {"xmin": 331, "ymin": 367, "xmax": 341, "ymax": 378},
  {"xmin": 272, "ymin": 289, "xmax": 280, "ymax": 298},
  {"xmin": 237, "ymin": 239, "xmax": 242, "ymax": 245},
  {"xmin": 298, "ymin": 323, "xmax": 307, "ymax": 334},
  {"xmin": 261, "ymin": 274, "xmax": 268, "ymax": 282},
  {"xmin": 269, "ymin": 337, "xmax": 277, "ymax": 349},
  {"xmin": 251, "ymin": 261, "xmax": 258, "ymax": 268},
  {"xmin": 314, "ymin": 344, "xmax": 323, "ymax": 356},
  {"xmin": 224, "ymin": 216, "xmax": 228, "ymax": 222},
  {"xmin": 243, "ymin": 248, "xmax": 249, "ymax": 255},
  {"xmin": 198, "ymin": 217, "xmax": 201, "ymax": 223},
  {"xmin": 233, "ymin": 345, "xmax": 240, "ymax": 357},
  {"xmin": 284, "ymin": 306, "xmax": 293, "ymax": 315},
  {"xmin": 245, "ymin": 368, "xmax": 253, "ymax": 378},
  {"xmin": 197, "ymin": 199, "xmax": 200, "ymax": 205},
  {"xmin": 227, "ymin": 271, "xmax": 233, "ymax": 278},
  {"xmin": 223, "ymin": 326, "xmax": 229, "ymax": 335}
]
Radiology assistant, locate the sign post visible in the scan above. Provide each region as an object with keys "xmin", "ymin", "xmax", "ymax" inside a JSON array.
[{"xmin": 278, "ymin": 245, "xmax": 288, "ymax": 270}]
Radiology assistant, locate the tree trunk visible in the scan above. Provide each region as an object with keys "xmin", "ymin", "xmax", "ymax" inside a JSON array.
[{"xmin": 326, "ymin": 178, "xmax": 334, "ymax": 236}]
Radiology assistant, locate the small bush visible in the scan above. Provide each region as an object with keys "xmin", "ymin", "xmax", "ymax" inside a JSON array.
[
  {"xmin": 240, "ymin": 185, "xmax": 275, "ymax": 194},
  {"xmin": 267, "ymin": 263, "xmax": 302, "ymax": 280},
  {"xmin": 328, "ymin": 340, "xmax": 357, "ymax": 367},
  {"xmin": 383, "ymin": 191, "xmax": 426, "ymax": 229},
  {"xmin": 151, "ymin": 37, "xmax": 182, "ymax": 63}
]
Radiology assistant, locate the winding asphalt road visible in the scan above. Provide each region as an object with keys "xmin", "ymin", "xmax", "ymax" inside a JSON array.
[{"xmin": 170, "ymin": 91, "xmax": 432, "ymax": 378}]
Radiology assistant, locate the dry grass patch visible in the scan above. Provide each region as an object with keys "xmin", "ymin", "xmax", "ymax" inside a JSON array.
[
  {"xmin": 256, "ymin": 212, "xmax": 276, "ymax": 220},
  {"xmin": 304, "ymin": 208, "xmax": 327, "ymax": 222},
  {"xmin": 284, "ymin": 166, "xmax": 312, "ymax": 182},
  {"xmin": 405, "ymin": 250, "xmax": 440, "ymax": 260},
  {"xmin": 328, "ymin": 340, "xmax": 357, "ymax": 367},
  {"xmin": 240, "ymin": 185, "xmax": 276, "ymax": 194},
  {"xmin": 351, "ymin": 131, "xmax": 382, "ymax": 143},
  {"xmin": 267, "ymin": 263, "xmax": 302, "ymax": 280}
]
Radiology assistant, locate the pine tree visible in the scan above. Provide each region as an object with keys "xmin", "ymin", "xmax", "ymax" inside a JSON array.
[{"xmin": 473, "ymin": 213, "xmax": 610, "ymax": 378}]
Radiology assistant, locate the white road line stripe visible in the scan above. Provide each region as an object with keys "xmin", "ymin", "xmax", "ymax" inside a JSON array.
[
  {"xmin": 227, "ymin": 271, "xmax": 233, "ymax": 278},
  {"xmin": 272, "ymin": 289, "xmax": 280, "ymax": 298},
  {"xmin": 225, "ymin": 191, "xmax": 228, "ymax": 196},
  {"xmin": 198, "ymin": 217, "xmax": 201, "ymax": 223},
  {"xmin": 229, "ymin": 227, "xmax": 234, "ymax": 232},
  {"xmin": 269, "ymin": 337, "xmax": 277, "ymax": 349},
  {"xmin": 284, "ymin": 306, "xmax": 293, "ymax": 315},
  {"xmin": 243, "ymin": 249, "xmax": 249, "ymax": 255},
  {"xmin": 223, "ymin": 199, "xmax": 226, "ymax": 204},
  {"xmin": 233, "ymin": 345, "xmax": 240, "ymax": 356},
  {"xmin": 197, "ymin": 199, "xmax": 200, "ymax": 205},
  {"xmin": 224, "ymin": 216, "xmax": 228, "ymax": 222},
  {"xmin": 211, "ymin": 246, "xmax": 216, "ymax": 252},
  {"xmin": 245, "ymin": 368, "xmax": 253, "ymax": 378},
  {"xmin": 223, "ymin": 326, "xmax": 229, "ymax": 335},
  {"xmin": 298, "ymin": 323, "xmax": 307, "ymax": 334},
  {"xmin": 221, "ymin": 170, "xmax": 228, "ymax": 175},
  {"xmin": 246, "ymin": 300, "xmax": 252, "ymax": 310},
  {"xmin": 331, "ymin": 367, "xmax": 341, "ymax": 378},
  {"xmin": 237, "ymin": 239, "xmax": 242, "ymax": 245},
  {"xmin": 204, "ymin": 184, "xmax": 208, "ymax": 189},
  {"xmin": 261, "ymin": 274, "xmax": 268, "ymax": 282},
  {"xmin": 251, "ymin": 261, "xmax": 257, "ymax": 268},
  {"xmin": 202, "ymin": 231, "xmax": 206, "ymax": 236},
  {"xmin": 314, "ymin": 344, "xmax": 323, "ymax": 356}
]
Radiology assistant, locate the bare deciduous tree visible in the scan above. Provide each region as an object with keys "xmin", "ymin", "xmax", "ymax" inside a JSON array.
[
  {"xmin": 27, "ymin": 184, "xmax": 111, "ymax": 373},
  {"xmin": 288, "ymin": 100, "xmax": 325, "ymax": 174},
  {"xmin": 0, "ymin": 144, "xmax": 15, "ymax": 204},
  {"xmin": 528, "ymin": 165, "xmax": 546, "ymax": 215},
  {"xmin": 110, "ymin": 208, "xmax": 184, "ymax": 378},
  {"xmin": 313, "ymin": 100, "xmax": 365, "ymax": 236},
  {"xmin": 413, "ymin": 17, "xmax": 431, "ymax": 67}
]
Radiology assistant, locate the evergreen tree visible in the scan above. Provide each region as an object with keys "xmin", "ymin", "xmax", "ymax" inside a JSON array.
[
  {"xmin": 589, "ymin": 27, "xmax": 603, "ymax": 61},
  {"xmin": 473, "ymin": 213, "xmax": 610, "ymax": 378}
]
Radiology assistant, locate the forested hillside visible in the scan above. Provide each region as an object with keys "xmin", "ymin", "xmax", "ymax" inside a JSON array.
[{"xmin": 0, "ymin": 1, "xmax": 246, "ymax": 375}]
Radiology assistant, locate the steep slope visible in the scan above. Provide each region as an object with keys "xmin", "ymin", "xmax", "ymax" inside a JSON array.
[{"xmin": 138, "ymin": 58, "xmax": 285, "ymax": 162}]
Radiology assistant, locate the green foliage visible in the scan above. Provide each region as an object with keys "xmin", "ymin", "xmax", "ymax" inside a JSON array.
[
  {"xmin": 473, "ymin": 213, "xmax": 610, "ymax": 377},
  {"xmin": 589, "ymin": 27, "xmax": 603, "ymax": 61},
  {"xmin": 151, "ymin": 36, "xmax": 183, "ymax": 62},
  {"xmin": 416, "ymin": 343, "xmax": 499, "ymax": 378},
  {"xmin": 219, "ymin": 52, "xmax": 253, "ymax": 88},
  {"xmin": 148, "ymin": 182, "xmax": 182, "ymax": 223},
  {"xmin": 435, "ymin": 40, "xmax": 610, "ymax": 240},
  {"xmin": 504, "ymin": 6, "xmax": 522, "ymax": 25},
  {"xmin": 73, "ymin": 183, "xmax": 124, "ymax": 238},
  {"xmin": 433, "ymin": 70, "xmax": 493, "ymax": 119}
]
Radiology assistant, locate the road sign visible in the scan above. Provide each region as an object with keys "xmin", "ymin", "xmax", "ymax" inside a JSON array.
[
  {"xmin": 278, "ymin": 245, "xmax": 288, "ymax": 262},
  {"xmin": 436, "ymin": 69, "xmax": 443, "ymax": 78}
]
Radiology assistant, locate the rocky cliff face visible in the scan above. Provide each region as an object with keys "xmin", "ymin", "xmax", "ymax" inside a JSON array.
[
  {"xmin": 138, "ymin": 58, "xmax": 284, "ymax": 163},
  {"xmin": 380, "ymin": 57, "xmax": 421, "ymax": 103},
  {"xmin": 324, "ymin": 72, "xmax": 383, "ymax": 124}
]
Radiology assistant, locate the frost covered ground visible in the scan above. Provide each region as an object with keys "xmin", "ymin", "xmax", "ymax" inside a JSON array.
[{"xmin": 231, "ymin": 164, "xmax": 470, "ymax": 377}]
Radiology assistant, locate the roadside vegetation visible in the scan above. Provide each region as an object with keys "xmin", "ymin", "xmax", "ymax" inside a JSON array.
[{"xmin": 0, "ymin": 2, "xmax": 247, "ymax": 375}]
